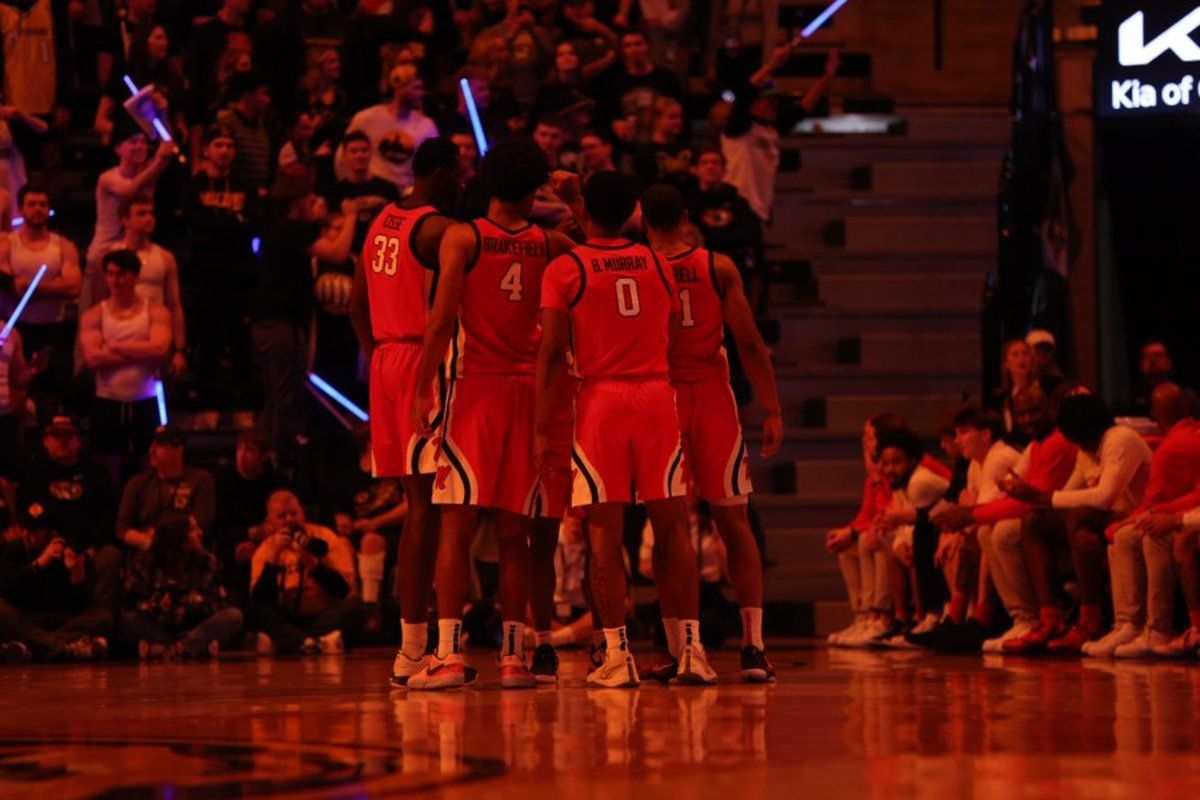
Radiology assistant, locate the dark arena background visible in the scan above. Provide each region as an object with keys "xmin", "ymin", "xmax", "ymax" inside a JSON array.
[{"xmin": 2, "ymin": 0, "xmax": 1200, "ymax": 797}]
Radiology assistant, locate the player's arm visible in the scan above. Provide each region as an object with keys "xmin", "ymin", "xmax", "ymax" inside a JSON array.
[
  {"xmin": 716, "ymin": 253, "xmax": 783, "ymax": 457},
  {"xmin": 411, "ymin": 222, "xmax": 474, "ymax": 433},
  {"xmin": 349, "ymin": 254, "xmax": 373, "ymax": 360},
  {"xmin": 535, "ymin": 307, "xmax": 572, "ymax": 470}
]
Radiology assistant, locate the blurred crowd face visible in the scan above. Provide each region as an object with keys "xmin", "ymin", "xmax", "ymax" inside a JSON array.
[
  {"xmin": 555, "ymin": 41, "xmax": 579, "ymax": 76},
  {"xmin": 1003, "ymin": 340, "xmax": 1034, "ymax": 387},
  {"xmin": 267, "ymin": 491, "xmax": 306, "ymax": 532},
  {"xmin": 149, "ymin": 440, "xmax": 185, "ymax": 477},
  {"xmin": 20, "ymin": 191, "xmax": 51, "ymax": 228},
  {"xmin": 122, "ymin": 202, "xmax": 156, "ymax": 237},
  {"xmin": 44, "ymin": 427, "xmax": 81, "ymax": 465},
  {"xmin": 118, "ymin": 133, "xmax": 150, "ymax": 166},
  {"xmin": 534, "ymin": 122, "xmax": 564, "ymax": 161},
  {"xmin": 319, "ymin": 50, "xmax": 341, "ymax": 82},
  {"xmin": 236, "ymin": 438, "xmax": 269, "ymax": 479},
  {"xmin": 878, "ymin": 446, "xmax": 916, "ymax": 490},
  {"xmin": 104, "ymin": 261, "xmax": 138, "ymax": 298},
  {"xmin": 449, "ymin": 132, "xmax": 478, "ymax": 176},
  {"xmin": 655, "ymin": 99, "xmax": 684, "ymax": 139},
  {"xmin": 147, "ymin": 25, "xmax": 169, "ymax": 60},
  {"xmin": 1141, "ymin": 342, "xmax": 1173, "ymax": 381},
  {"xmin": 1013, "ymin": 388, "xmax": 1052, "ymax": 440},
  {"xmin": 204, "ymin": 135, "xmax": 236, "ymax": 171},
  {"xmin": 953, "ymin": 425, "xmax": 991, "ymax": 463},
  {"xmin": 292, "ymin": 112, "xmax": 317, "ymax": 143},
  {"xmin": 694, "ymin": 151, "xmax": 725, "ymax": 187},
  {"xmin": 579, "ymin": 133, "xmax": 611, "ymax": 171},
  {"xmin": 621, "ymin": 32, "xmax": 651, "ymax": 70},
  {"xmin": 344, "ymin": 138, "xmax": 372, "ymax": 174}
]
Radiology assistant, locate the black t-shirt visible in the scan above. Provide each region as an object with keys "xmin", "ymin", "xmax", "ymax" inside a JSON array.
[
  {"xmin": 213, "ymin": 463, "xmax": 287, "ymax": 552},
  {"xmin": 686, "ymin": 183, "xmax": 764, "ymax": 266},
  {"xmin": 185, "ymin": 172, "xmax": 261, "ymax": 276},
  {"xmin": 325, "ymin": 178, "xmax": 398, "ymax": 253},
  {"xmin": 253, "ymin": 218, "xmax": 321, "ymax": 329},
  {"xmin": 632, "ymin": 140, "xmax": 697, "ymax": 190},
  {"xmin": 596, "ymin": 64, "xmax": 683, "ymax": 125},
  {"xmin": 16, "ymin": 456, "xmax": 117, "ymax": 551}
]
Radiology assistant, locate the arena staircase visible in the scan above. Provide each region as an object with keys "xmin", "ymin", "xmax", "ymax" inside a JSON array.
[{"xmin": 751, "ymin": 107, "xmax": 1006, "ymax": 636}]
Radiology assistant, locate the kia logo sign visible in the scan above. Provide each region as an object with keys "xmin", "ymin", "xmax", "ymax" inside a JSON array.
[
  {"xmin": 1099, "ymin": 1, "xmax": 1200, "ymax": 119},
  {"xmin": 1119, "ymin": 8, "xmax": 1200, "ymax": 66}
]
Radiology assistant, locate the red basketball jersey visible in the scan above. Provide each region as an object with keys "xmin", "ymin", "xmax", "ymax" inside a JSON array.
[
  {"xmin": 452, "ymin": 218, "xmax": 551, "ymax": 376},
  {"xmin": 541, "ymin": 239, "xmax": 678, "ymax": 380},
  {"xmin": 663, "ymin": 246, "xmax": 729, "ymax": 382},
  {"xmin": 361, "ymin": 203, "xmax": 440, "ymax": 342}
]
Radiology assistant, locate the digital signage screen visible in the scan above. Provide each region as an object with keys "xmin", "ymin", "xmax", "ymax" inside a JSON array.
[{"xmin": 1097, "ymin": 1, "xmax": 1200, "ymax": 119}]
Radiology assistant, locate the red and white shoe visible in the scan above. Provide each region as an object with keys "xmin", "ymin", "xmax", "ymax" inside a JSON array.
[
  {"xmin": 1047, "ymin": 623, "xmax": 1101, "ymax": 654},
  {"xmin": 407, "ymin": 653, "xmax": 476, "ymax": 691},
  {"xmin": 498, "ymin": 654, "xmax": 537, "ymax": 689},
  {"xmin": 1001, "ymin": 620, "xmax": 1066, "ymax": 654}
]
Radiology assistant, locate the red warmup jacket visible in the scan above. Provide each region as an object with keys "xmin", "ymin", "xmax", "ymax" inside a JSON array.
[
  {"xmin": 971, "ymin": 429, "xmax": 1079, "ymax": 525},
  {"xmin": 1105, "ymin": 417, "xmax": 1200, "ymax": 539},
  {"xmin": 849, "ymin": 454, "xmax": 952, "ymax": 531}
]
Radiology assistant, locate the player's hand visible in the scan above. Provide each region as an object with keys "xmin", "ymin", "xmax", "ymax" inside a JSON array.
[
  {"xmin": 155, "ymin": 140, "xmax": 177, "ymax": 161},
  {"xmin": 1138, "ymin": 512, "xmax": 1184, "ymax": 540},
  {"xmin": 934, "ymin": 533, "xmax": 960, "ymax": 569},
  {"xmin": 824, "ymin": 526, "xmax": 853, "ymax": 554},
  {"xmin": 932, "ymin": 504, "xmax": 974, "ymax": 532},
  {"xmin": 411, "ymin": 389, "xmax": 435, "ymax": 437},
  {"xmin": 548, "ymin": 170, "xmax": 581, "ymax": 205},
  {"xmin": 760, "ymin": 410, "xmax": 782, "ymax": 458},
  {"xmin": 999, "ymin": 472, "xmax": 1049, "ymax": 506}
]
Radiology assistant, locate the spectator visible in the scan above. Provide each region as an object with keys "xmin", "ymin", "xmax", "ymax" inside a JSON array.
[
  {"xmin": 253, "ymin": 0, "xmax": 349, "ymax": 123},
  {"xmin": 988, "ymin": 338, "xmax": 1054, "ymax": 440},
  {"xmin": 214, "ymin": 70, "xmax": 273, "ymax": 194},
  {"xmin": 638, "ymin": 0, "xmax": 691, "ymax": 78},
  {"xmin": 94, "ymin": 24, "xmax": 185, "ymax": 145},
  {"xmin": 184, "ymin": 124, "xmax": 260, "ymax": 408},
  {"xmin": 479, "ymin": 1, "xmax": 555, "ymax": 109},
  {"xmin": 249, "ymin": 488, "xmax": 362, "ymax": 655},
  {"xmin": 250, "ymin": 175, "xmax": 357, "ymax": 468},
  {"xmin": 556, "ymin": 0, "xmax": 619, "ymax": 73},
  {"xmin": 578, "ymin": 128, "xmax": 616, "ymax": 184},
  {"xmin": 1002, "ymin": 393, "xmax": 1153, "ymax": 654},
  {"xmin": 532, "ymin": 114, "xmax": 567, "ymax": 168},
  {"xmin": 632, "ymin": 95, "xmax": 692, "ymax": 189},
  {"xmin": 277, "ymin": 109, "xmax": 334, "ymax": 181},
  {"xmin": 0, "ymin": 504, "xmax": 113, "ymax": 663},
  {"xmin": 0, "ymin": 0, "xmax": 63, "ymax": 120},
  {"xmin": 0, "ymin": 103, "xmax": 49, "ymax": 222},
  {"xmin": 79, "ymin": 249, "xmax": 172, "ymax": 479},
  {"xmin": 17, "ymin": 415, "xmax": 119, "ymax": 569},
  {"xmin": 343, "ymin": 64, "xmax": 438, "ymax": 194},
  {"xmin": 1026, "ymin": 328, "xmax": 1066, "ymax": 386},
  {"xmin": 596, "ymin": 28, "xmax": 683, "ymax": 143},
  {"xmin": 84, "ymin": 124, "xmax": 175, "ymax": 308},
  {"xmin": 1117, "ymin": 339, "xmax": 1192, "ymax": 417},
  {"xmin": 444, "ymin": 69, "xmax": 523, "ymax": 144},
  {"xmin": 213, "ymin": 428, "xmax": 287, "ymax": 592},
  {"xmin": 718, "ymin": 44, "xmax": 837, "ymax": 222},
  {"xmin": 299, "ymin": 48, "xmax": 348, "ymax": 146},
  {"xmin": 186, "ymin": 0, "xmax": 253, "ymax": 135},
  {"xmin": 686, "ymin": 146, "xmax": 764, "ymax": 307},
  {"xmin": 0, "ymin": 184, "xmax": 81, "ymax": 415},
  {"xmin": 0, "ymin": 322, "xmax": 35, "ymax": 479},
  {"xmin": 534, "ymin": 39, "xmax": 607, "ymax": 120},
  {"xmin": 116, "ymin": 425, "xmax": 216, "ymax": 552},
  {"xmin": 118, "ymin": 515, "xmax": 243, "ymax": 660},
  {"xmin": 112, "ymin": 195, "xmax": 186, "ymax": 377},
  {"xmin": 324, "ymin": 130, "xmax": 398, "ymax": 252}
]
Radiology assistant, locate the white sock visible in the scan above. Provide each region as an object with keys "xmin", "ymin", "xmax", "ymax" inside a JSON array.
[
  {"xmin": 603, "ymin": 626, "xmax": 629, "ymax": 654},
  {"xmin": 400, "ymin": 620, "xmax": 427, "ymax": 660},
  {"xmin": 663, "ymin": 616, "xmax": 680, "ymax": 657},
  {"xmin": 678, "ymin": 619, "xmax": 701, "ymax": 651},
  {"xmin": 357, "ymin": 551, "xmax": 385, "ymax": 604},
  {"xmin": 437, "ymin": 618, "xmax": 462, "ymax": 658},
  {"xmin": 535, "ymin": 631, "xmax": 552, "ymax": 647},
  {"xmin": 741, "ymin": 607, "xmax": 764, "ymax": 649},
  {"xmin": 502, "ymin": 620, "xmax": 524, "ymax": 658}
]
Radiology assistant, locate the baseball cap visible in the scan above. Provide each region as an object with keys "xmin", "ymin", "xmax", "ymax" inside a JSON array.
[
  {"xmin": 1026, "ymin": 329, "xmax": 1056, "ymax": 349},
  {"xmin": 44, "ymin": 415, "xmax": 80, "ymax": 436},
  {"xmin": 152, "ymin": 424, "xmax": 186, "ymax": 447}
]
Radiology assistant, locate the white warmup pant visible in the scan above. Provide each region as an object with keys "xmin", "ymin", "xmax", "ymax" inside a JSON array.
[
  {"xmin": 977, "ymin": 519, "xmax": 1038, "ymax": 622},
  {"xmin": 1110, "ymin": 526, "xmax": 1175, "ymax": 631}
]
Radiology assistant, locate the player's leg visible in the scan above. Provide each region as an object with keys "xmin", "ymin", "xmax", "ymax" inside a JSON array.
[
  {"xmin": 710, "ymin": 503, "xmax": 774, "ymax": 680},
  {"xmin": 392, "ymin": 473, "xmax": 439, "ymax": 683},
  {"xmin": 643, "ymin": 526, "xmax": 683, "ymax": 681},
  {"xmin": 583, "ymin": 501, "xmax": 640, "ymax": 688},
  {"xmin": 529, "ymin": 516, "xmax": 561, "ymax": 682},
  {"xmin": 408, "ymin": 504, "xmax": 477, "ymax": 690},
  {"xmin": 495, "ymin": 509, "xmax": 536, "ymax": 688},
  {"xmin": 1004, "ymin": 509, "xmax": 1068, "ymax": 653},
  {"xmin": 1160, "ymin": 530, "xmax": 1200, "ymax": 656}
]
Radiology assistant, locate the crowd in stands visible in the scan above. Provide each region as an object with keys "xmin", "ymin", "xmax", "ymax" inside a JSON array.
[
  {"xmin": 826, "ymin": 334, "xmax": 1200, "ymax": 659},
  {"xmin": 0, "ymin": 0, "xmax": 811, "ymax": 662}
]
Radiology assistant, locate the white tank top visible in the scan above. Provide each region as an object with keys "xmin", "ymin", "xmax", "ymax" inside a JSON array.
[
  {"xmin": 8, "ymin": 232, "xmax": 66, "ymax": 323},
  {"xmin": 134, "ymin": 243, "xmax": 168, "ymax": 305},
  {"xmin": 95, "ymin": 299, "xmax": 157, "ymax": 402},
  {"xmin": 0, "ymin": 333, "xmax": 15, "ymax": 415}
]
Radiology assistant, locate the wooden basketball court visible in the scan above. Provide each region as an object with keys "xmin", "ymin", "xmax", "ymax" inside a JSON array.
[{"xmin": 3, "ymin": 645, "xmax": 1199, "ymax": 798}]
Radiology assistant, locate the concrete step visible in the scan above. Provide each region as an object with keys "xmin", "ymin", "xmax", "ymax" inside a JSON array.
[
  {"xmin": 770, "ymin": 193, "xmax": 993, "ymax": 251},
  {"xmin": 900, "ymin": 110, "xmax": 1011, "ymax": 146},
  {"xmin": 867, "ymin": 159, "xmax": 1000, "ymax": 196},
  {"xmin": 776, "ymin": 137, "xmax": 1005, "ymax": 192},
  {"xmin": 788, "ymin": 459, "xmax": 866, "ymax": 498},
  {"xmin": 859, "ymin": 331, "xmax": 981, "ymax": 371},
  {"xmin": 773, "ymin": 366, "xmax": 979, "ymax": 400},
  {"xmin": 798, "ymin": 252, "xmax": 993, "ymax": 275},
  {"xmin": 765, "ymin": 525, "xmax": 833, "ymax": 564},
  {"xmin": 745, "ymin": 429, "xmax": 863, "ymax": 462},
  {"xmin": 841, "ymin": 215, "xmax": 995, "ymax": 253},
  {"xmin": 764, "ymin": 561, "xmax": 845, "ymax": 604},
  {"xmin": 815, "ymin": 271, "xmax": 983, "ymax": 313},
  {"xmin": 824, "ymin": 392, "xmax": 972, "ymax": 435},
  {"xmin": 754, "ymin": 493, "xmax": 859, "ymax": 529}
]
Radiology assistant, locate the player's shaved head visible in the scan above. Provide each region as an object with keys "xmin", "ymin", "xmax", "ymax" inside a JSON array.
[
  {"xmin": 411, "ymin": 137, "xmax": 459, "ymax": 178},
  {"xmin": 583, "ymin": 171, "xmax": 639, "ymax": 230},
  {"xmin": 480, "ymin": 137, "xmax": 550, "ymax": 202},
  {"xmin": 1151, "ymin": 382, "xmax": 1192, "ymax": 431},
  {"xmin": 640, "ymin": 183, "xmax": 686, "ymax": 232}
]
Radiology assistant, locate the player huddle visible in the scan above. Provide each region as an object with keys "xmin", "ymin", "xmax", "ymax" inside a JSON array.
[{"xmin": 351, "ymin": 138, "xmax": 783, "ymax": 690}]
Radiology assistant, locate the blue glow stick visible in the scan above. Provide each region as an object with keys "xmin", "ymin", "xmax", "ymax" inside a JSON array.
[
  {"xmin": 0, "ymin": 263, "xmax": 47, "ymax": 342},
  {"xmin": 459, "ymin": 77, "xmax": 488, "ymax": 157},
  {"xmin": 801, "ymin": 0, "xmax": 851, "ymax": 37},
  {"xmin": 123, "ymin": 74, "xmax": 138, "ymax": 95},
  {"xmin": 154, "ymin": 380, "xmax": 168, "ymax": 425},
  {"xmin": 151, "ymin": 117, "xmax": 173, "ymax": 142},
  {"xmin": 308, "ymin": 373, "xmax": 368, "ymax": 422}
]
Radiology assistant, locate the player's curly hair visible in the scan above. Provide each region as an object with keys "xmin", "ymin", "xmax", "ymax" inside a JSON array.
[
  {"xmin": 583, "ymin": 171, "xmax": 639, "ymax": 229},
  {"xmin": 479, "ymin": 137, "xmax": 551, "ymax": 203}
]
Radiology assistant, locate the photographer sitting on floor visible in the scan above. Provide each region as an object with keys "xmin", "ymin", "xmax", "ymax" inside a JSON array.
[{"xmin": 249, "ymin": 489, "xmax": 362, "ymax": 656}]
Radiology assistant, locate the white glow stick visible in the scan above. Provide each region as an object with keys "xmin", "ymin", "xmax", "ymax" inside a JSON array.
[{"xmin": 0, "ymin": 263, "xmax": 47, "ymax": 342}]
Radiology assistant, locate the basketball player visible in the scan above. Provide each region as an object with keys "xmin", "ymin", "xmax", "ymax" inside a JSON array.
[
  {"xmin": 404, "ymin": 138, "xmax": 577, "ymax": 690},
  {"xmin": 349, "ymin": 139, "xmax": 462, "ymax": 687},
  {"xmin": 640, "ymin": 184, "xmax": 781, "ymax": 682},
  {"xmin": 536, "ymin": 171, "xmax": 717, "ymax": 688}
]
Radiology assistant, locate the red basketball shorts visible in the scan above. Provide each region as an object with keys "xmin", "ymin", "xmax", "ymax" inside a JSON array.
[
  {"xmin": 674, "ymin": 375, "xmax": 752, "ymax": 504},
  {"xmin": 534, "ymin": 382, "xmax": 577, "ymax": 520},
  {"xmin": 571, "ymin": 377, "xmax": 687, "ymax": 506},
  {"xmin": 369, "ymin": 342, "xmax": 441, "ymax": 478},
  {"xmin": 433, "ymin": 372, "xmax": 540, "ymax": 515}
]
